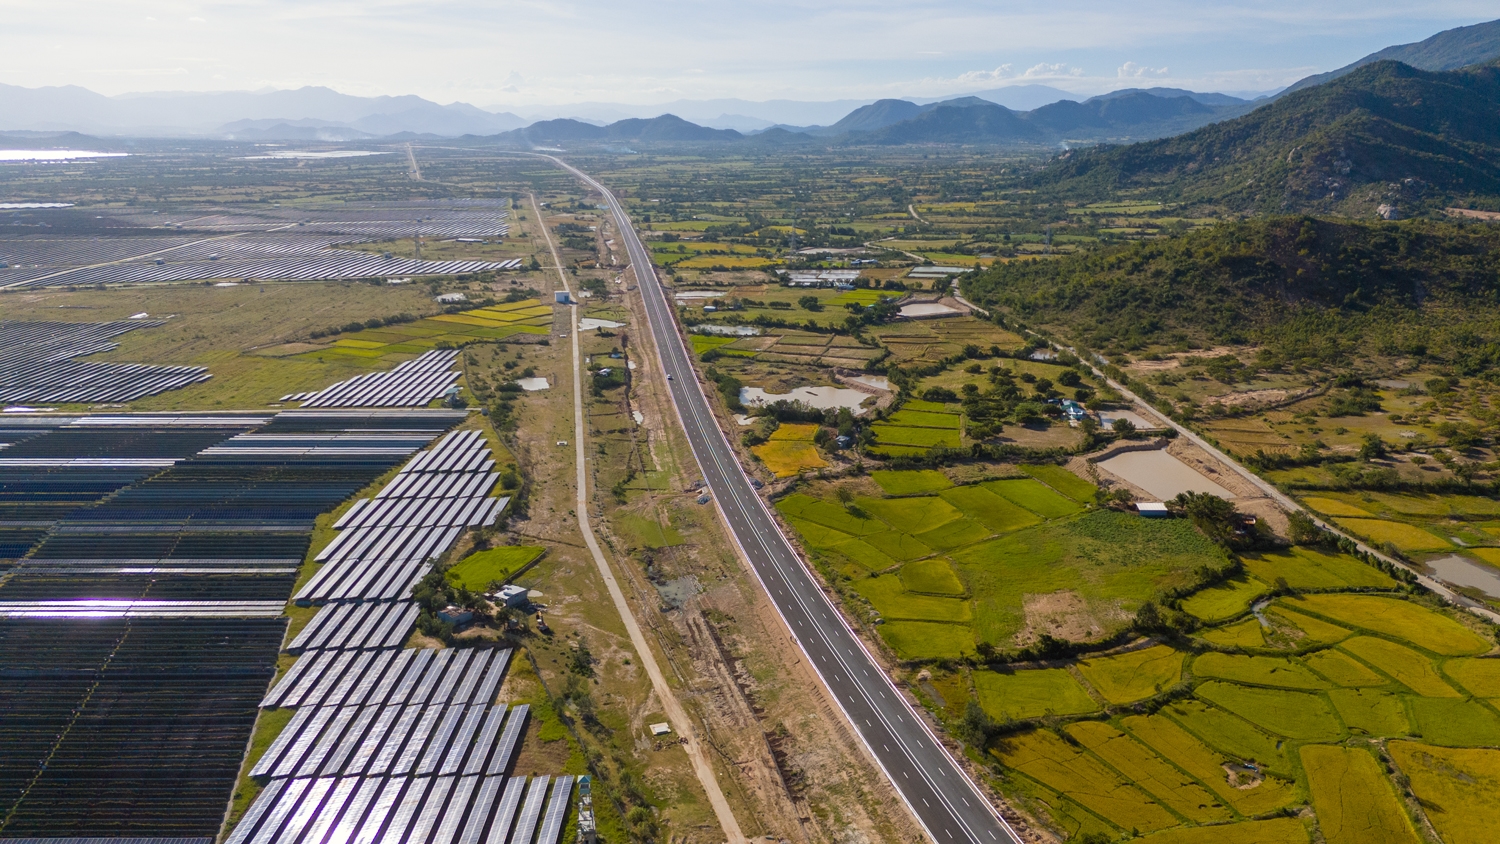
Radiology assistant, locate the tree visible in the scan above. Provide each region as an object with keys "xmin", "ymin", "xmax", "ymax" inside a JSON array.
[
  {"xmin": 1359, "ymin": 433, "xmax": 1387, "ymax": 461},
  {"xmin": 961, "ymin": 699, "xmax": 999, "ymax": 747},
  {"xmin": 1170, "ymin": 491, "xmax": 1246, "ymax": 547},
  {"xmin": 1111, "ymin": 417, "xmax": 1137, "ymax": 436},
  {"xmin": 797, "ymin": 295, "xmax": 822, "ymax": 312},
  {"xmin": 1288, "ymin": 510, "xmax": 1329, "ymax": 546}
]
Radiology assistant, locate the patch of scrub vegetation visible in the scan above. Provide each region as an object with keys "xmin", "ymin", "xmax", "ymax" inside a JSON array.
[{"xmin": 614, "ymin": 512, "xmax": 684, "ymax": 549}]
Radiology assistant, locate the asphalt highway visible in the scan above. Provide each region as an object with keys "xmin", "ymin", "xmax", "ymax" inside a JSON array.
[{"xmin": 546, "ymin": 156, "xmax": 1022, "ymax": 844}]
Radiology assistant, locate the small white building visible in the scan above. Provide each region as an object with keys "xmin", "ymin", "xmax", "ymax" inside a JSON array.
[
  {"xmin": 494, "ymin": 584, "xmax": 529, "ymax": 609},
  {"xmin": 1135, "ymin": 502, "xmax": 1170, "ymax": 518}
]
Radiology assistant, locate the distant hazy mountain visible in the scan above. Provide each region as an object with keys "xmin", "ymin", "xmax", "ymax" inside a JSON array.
[
  {"xmin": 913, "ymin": 84, "xmax": 1079, "ymax": 111},
  {"xmin": 1023, "ymin": 91, "xmax": 1232, "ymax": 137},
  {"xmin": 1031, "ymin": 59, "xmax": 1500, "ymax": 211},
  {"xmin": 819, "ymin": 99, "xmax": 928, "ymax": 134},
  {"xmin": 1281, "ymin": 17, "xmax": 1500, "ymax": 96},
  {"xmin": 802, "ymin": 88, "xmax": 1254, "ymax": 146},
  {"xmin": 503, "ymin": 114, "xmax": 743, "ymax": 145},
  {"xmin": 0, "ymin": 83, "xmax": 526, "ymax": 137},
  {"xmin": 504, "ymin": 98, "xmax": 871, "ymax": 129},
  {"xmin": 1091, "ymin": 87, "xmax": 1256, "ymax": 107},
  {"xmin": 857, "ymin": 98, "xmax": 1040, "ymax": 144}
]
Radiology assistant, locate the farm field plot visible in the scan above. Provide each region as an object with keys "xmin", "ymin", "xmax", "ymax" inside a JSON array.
[
  {"xmin": 776, "ymin": 468, "xmax": 1204, "ymax": 658},
  {"xmin": 1241, "ymin": 547, "xmax": 1396, "ymax": 589},
  {"xmin": 871, "ymin": 469, "xmax": 952, "ymax": 495},
  {"xmin": 1179, "ymin": 575, "xmax": 1268, "ymax": 622},
  {"xmin": 1123, "ymin": 713, "xmax": 1297, "ymax": 814},
  {"xmin": 1064, "ymin": 721, "xmax": 1231, "ymax": 824},
  {"xmin": 1195, "ymin": 682, "xmax": 1345, "ymax": 740},
  {"xmin": 752, "ymin": 422, "xmax": 827, "ymax": 477},
  {"xmin": 1389, "ymin": 742, "xmax": 1500, "ymax": 844},
  {"xmin": 992, "ymin": 729, "xmax": 1178, "ymax": 834},
  {"xmin": 295, "ymin": 299, "xmax": 553, "ymax": 365},
  {"xmin": 1137, "ymin": 818, "xmax": 1308, "ymax": 844},
  {"xmin": 1332, "ymin": 517, "xmax": 1452, "ymax": 553},
  {"xmin": 950, "ymin": 510, "xmax": 1228, "ymax": 647},
  {"xmin": 1281, "ymin": 594, "xmax": 1491, "ymax": 655},
  {"xmin": 973, "ymin": 668, "xmax": 1098, "ymax": 720},
  {"xmin": 1301, "ymin": 745, "xmax": 1421, "ymax": 844},
  {"xmin": 446, "ymin": 545, "xmax": 545, "ymax": 590},
  {"xmin": 1076, "ymin": 645, "xmax": 1185, "ymax": 704}
]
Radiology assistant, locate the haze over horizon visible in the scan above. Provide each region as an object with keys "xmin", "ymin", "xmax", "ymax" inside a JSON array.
[{"xmin": 3, "ymin": 1, "xmax": 1496, "ymax": 110}]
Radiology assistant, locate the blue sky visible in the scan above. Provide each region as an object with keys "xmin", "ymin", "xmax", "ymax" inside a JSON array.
[{"xmin": 1, "ymin": 1, "xmax": 1495, "ymax": 105}]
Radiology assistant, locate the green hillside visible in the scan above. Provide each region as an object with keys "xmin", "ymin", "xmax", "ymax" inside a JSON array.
[
  {"xmin": 963, "ymin": 216, "xmax": 1500, "ymax": 370},
  {"xmin": 1031, "ymin": 60, "xmax": 1500, "ymax": 213}
]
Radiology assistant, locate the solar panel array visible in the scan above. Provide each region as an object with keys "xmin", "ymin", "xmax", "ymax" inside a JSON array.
[
  {"xmin": 298, "ymin": 429, "xmax": 507, "ymax": 603},
  {"xmin": 0, "ymin": 253, "xmax": 522, "ymax": 289},
  {"xmin": 0, "ymin": 320, "xmax": 212, "ymax": 404},
  {"xmin": 0, "ymin": 617, "xmax": 285, "ymax": 836},
  {"xmin": 233, "ymin": 643, "xmax": 572, "ymax": 844},
  {"xmin": 0, "ymin": 411, "xmax": 464, "ymax": 838},
  {"xmin": 300, "ymin": 350, "xmax": 462, "ymax": 409},
  {"xmin": 0, "ymin": 200, "xmax": 520, "ymax": 289}
]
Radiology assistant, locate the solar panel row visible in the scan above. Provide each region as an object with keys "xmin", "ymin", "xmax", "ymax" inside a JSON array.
[
  {"xmin": 227, "ymin": 772, "xmax": 554, "ymax": 844},
  {"xmin": 287, "ymin": 600, "xmax": 420, "ymax": 653},
  {"xmin": 0, "ymin": 320, "xmax": 211, "ymax": 403},
  {"xmin": 251, "ymin": 699, "xmax": 524, "ymax": 780},
  {"xmin": 300, "ymin": 351, "xmax": 462, "ymax": 409},
  {"xmin": 262, "ymin": 644, "xmax": 511, "ymax": 711}
]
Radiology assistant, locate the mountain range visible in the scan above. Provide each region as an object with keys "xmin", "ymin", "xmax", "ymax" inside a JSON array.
[
  {"xmin": 1030, "ymin": 58, "xmax": 1500, "ymax": 212},
  {"xmin": 0, "ymin": 84, "xmax": 528, "ymax": 138},
  {"xmin": 0, "ymin": 18, "xmax": 1495, "ymax": 155},
  {"xmin": 1280, "ymin": 17, "xmax": 1500, "ymax": 96}
]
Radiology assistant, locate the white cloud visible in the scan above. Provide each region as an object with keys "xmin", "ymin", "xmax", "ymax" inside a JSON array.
[
  {"xmin": 952, "ymin": 64, "xmax": 1014, "ymax": 84},
  {"xmin": 1118, "ymin": 61, "xmax": 1170, "ymax": 77},
  {"xmin": 1023, "ymin": 62, "xmax": 1084, "ymax": 78}
]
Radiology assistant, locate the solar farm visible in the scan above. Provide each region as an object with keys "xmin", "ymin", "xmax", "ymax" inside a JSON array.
[
  {"xmin": 0, "ymin": 411, "xmax": 576, "ymax": 842},
  {"xmin": 0, "ymin": 200, "xmax": 521, "ymax": 289}
]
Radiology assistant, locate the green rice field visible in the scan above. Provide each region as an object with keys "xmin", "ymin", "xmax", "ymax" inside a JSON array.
[{"xmin": 949, "ymin": 535, "xmax": 1500, "ymax": 842}]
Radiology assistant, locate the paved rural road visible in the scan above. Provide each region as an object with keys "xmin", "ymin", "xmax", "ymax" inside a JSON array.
[{"xmin": 544, "ymin": 155, "xmax": 1022, "ymax": 844}]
